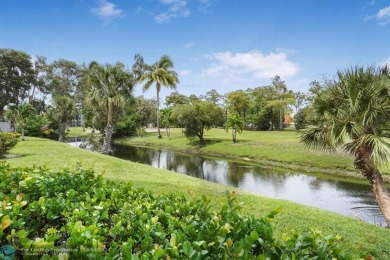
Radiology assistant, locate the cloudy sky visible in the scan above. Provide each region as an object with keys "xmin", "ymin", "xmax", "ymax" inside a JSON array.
[{"xmin": 1, "ymin": 0, "xmax": 389, "ymax": 100}]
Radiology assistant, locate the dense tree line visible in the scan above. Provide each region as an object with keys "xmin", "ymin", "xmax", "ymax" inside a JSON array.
[
  {"xmin": 0, "ymin": 48, "xmax": 313, "ymax": 150},
  {"xmin": 2, "ymin": 48, "xmax": 390, "ymax": 226}
]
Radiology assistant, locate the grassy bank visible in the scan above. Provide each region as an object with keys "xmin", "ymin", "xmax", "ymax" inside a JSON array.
[
  {"xmin": 4, "ymin": 137, "xmax": 390, "ymax": 258},
  {"xmin": 117, "ymin": 128, "xmax": 390, "ymax": 182},
  {"xmin": 66, "ymin": 127, "xmax": 100, "ymax": 138}
]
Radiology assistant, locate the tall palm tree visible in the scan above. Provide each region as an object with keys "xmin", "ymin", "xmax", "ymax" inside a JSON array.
[
  {"xmin": 87, "ymin": 62, "xmax": 134, "ymax": 154},
  {"xmin": 5, "ymin": 103, "xmax": 35, "ymax": 140},
  {"xmin": 46, "ymin": 96, "xmax": 76, "ymax": 142},
  {"xmin": 225, "ymin": 114, "xmax": 245, "ymax": 143},
  {"xmin": 139, "ymin": 55, "xmax": 179, "ymax": 138},
  {"xmin": 300, "ymin": 66, "xmax": 390, "ymax": 227}
]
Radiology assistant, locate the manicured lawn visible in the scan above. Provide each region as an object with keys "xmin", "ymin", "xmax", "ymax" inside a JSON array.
[
  {"xmin": 117, "ymin": 128, "xmax": 390, "ymax": 182},
  {"xmin": 66, "ymin": 127, "xmax": 100, "ymax": 138},
  {"xmin": 5, "ymin": 137, "xmax": 390, "ymax": 258}
]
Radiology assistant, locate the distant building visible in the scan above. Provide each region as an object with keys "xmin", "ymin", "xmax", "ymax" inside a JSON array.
[{"xmin": 0, "ymin": 122, "xmax": 12, "ymax": 132}]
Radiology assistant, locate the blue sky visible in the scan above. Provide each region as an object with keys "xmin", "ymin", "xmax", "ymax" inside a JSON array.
[{"xmin": 1, "ymin": 0, "xmax": 390, "ymax": 100}]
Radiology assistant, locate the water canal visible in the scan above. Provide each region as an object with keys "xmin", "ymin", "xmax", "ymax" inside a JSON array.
[{"xmin": 68, "ymin": 138, "xmax": 386, "ymax": 226}]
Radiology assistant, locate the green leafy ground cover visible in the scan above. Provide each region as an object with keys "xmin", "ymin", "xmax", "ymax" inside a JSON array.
[
  {"xmin": 117, "ymin": 128, "xmax": 390, "ymax": 181},
  {"xmin": 5, "ymin": 137, "xmax": 390, "ymax": 258},
  {"xmin": 0, "ymin": 163, "xmax": 349, "ymax": 259}
]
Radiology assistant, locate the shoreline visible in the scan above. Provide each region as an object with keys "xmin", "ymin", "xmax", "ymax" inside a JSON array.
[{"xmin": 115, "ymin": 139, "xmax": 388, "ymax": 184}]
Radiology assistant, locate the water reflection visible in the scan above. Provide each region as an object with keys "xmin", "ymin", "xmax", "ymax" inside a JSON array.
[{"xmin": 69, "ymin": 141, "xmax": 385, "ymax": 226}]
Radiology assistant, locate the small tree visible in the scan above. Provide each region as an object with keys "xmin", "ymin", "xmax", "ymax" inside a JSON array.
[
  {"xmin": 160, "ymin": 107, "xmax": 173, "ymax": 139},
  {"xmin": 5, "ymin": 103, "xmax": 35, "ymax": 140},
  {"xmin": 174, "ymin": 100, "xmax": 223, "ymax": 145},
  {"xmin": 46, "ymin": 96, "xmax": 76, "ymax": 142},
  {"xmin": 225, "ymin": 114, "xmax": 244, "ymax": 142}
]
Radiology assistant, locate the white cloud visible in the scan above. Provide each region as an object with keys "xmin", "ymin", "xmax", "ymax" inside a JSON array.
[
  {"xmin": 204, "ymin": 50, "xmax": 300, "ymax": 82},
  {"xmin": 91, "ymin": 1, "xmax": 123, "ymax": 18},
  {"xmin": 376, "ymin": 6, "xmax": 390, "ymax": 18},
  {"xmin": 155, "ymin": 0, "xmax": 190, "ymax": 23},
  {"xmin": 180, "ymin": 69, "xmax": 191, "ymax": 76},
  {"xmin": 154, "ymin": 12, "xmax": 174, "ymax": 23},
  {"xmin": 367, "ymin": 6, "xmax": 390, "ymax": 25}
]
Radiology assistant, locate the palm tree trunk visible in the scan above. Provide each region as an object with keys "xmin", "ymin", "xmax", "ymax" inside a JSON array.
[
  {"xmin": 356, "ymin": 148, "xmax": 390, "ymax": 227},
  {"xmin": 58, "ymin": 122, "xmax": 67, "ymax": 142},
  {"xmin": 156, "ymin": 88, "xmax": 162, "ymax": 139},
  {"xmin": 102, "ymin": 102, "xmax": 114, "ymax": 154},
  {"xmin": 101, "ymin": 124, "xmax": 113, "ymax": 154}
]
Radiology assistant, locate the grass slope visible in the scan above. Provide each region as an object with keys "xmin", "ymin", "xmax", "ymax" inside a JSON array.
[
  {"xmin": 4, "ymin": 137, "xmax": 390, "ymax": 258},
  {"xmin": 117, "ymin": 128, "xmax": 390, "ymax": 182}
]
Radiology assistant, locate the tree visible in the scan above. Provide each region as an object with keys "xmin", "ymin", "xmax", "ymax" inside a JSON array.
[
  {"xmin": 0, "ymin": 49, "xmax": 35, "ymax": 115},
  {"xmin": 139, "ymin": 55, "xmax": 179, "ymax": 138},
  {"xmin": 226, "ymin": 90, "xmax": 250, "ymax": 124},
  {"xmin": 203, "ymin": 89, "xmax": 223, "ymax": 106},
  {"xmin": 247, "ymin": 86, "xmax": 275, "ymax": 130},
  {"xmin": 45, "ymin": 96, "xmax": 76, "ymax": 142},
  {"xmin": 300, "ymin": 66, "xmax": 390, "ymax": 227},
  {"xmin": 29, "ymin": 55, "xmax": 49, "ymax": 103},
  {"xmin": 160, "ymin": 107, "xmax": 173, "ymax": 139},
  {"xmin": 293, "ymin": 91, "xmax": 307, "ymax": 113},
  {"xmin": 174, "ymin": 100, "xmax": 223, "ymax": 145},
  {"xmin": 46, "ymin": 59, "xmax": 82, "ymax": 98},
  {"xmin": 225, "ymin": 114, "xmax": 245, "ymax": 142},
  {"xmin": 165, "ymin": 91, "xmax": 188, "ymax": 107},
  {"xmin": 87, "ymin": 62, "xmax": 134, "ymax": 154},
  {"xmin": 5, "ymin": 103, "xmax": 35, "ymax": 140},
  {"xmin": 269, "ymin": 76, "xmax": 295, "ymax": 130}
]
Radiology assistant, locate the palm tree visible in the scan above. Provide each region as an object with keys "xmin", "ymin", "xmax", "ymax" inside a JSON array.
[
  {"xmin": 5, "ymin": 103, "xmax": 35, "ymax": 140},
  {"xmin": 139, "ymin": 55, "xmax": 179, "ymax": 138},
  {"xmin": 300, "ymin": 66, "xmax": 390, "ymax": 227},
  {"xmin": 87, "ymin": 62, "xmax": 134, "ymax": 154},
  {"xmin": 225, "ymin": 114, "xmax": 245, "ymax": 142},
  {"xmin": 46, "ymin": 96, "xmax": 76, "ymax": 142},
  {"xmin": 160, "ymin": 107, "xmax": 173, "ymax": 139}
]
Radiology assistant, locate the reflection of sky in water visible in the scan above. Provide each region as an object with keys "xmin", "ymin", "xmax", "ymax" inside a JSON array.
[{"xmin": 107, "ymin": 144, "xmax": 385, "ymax": 226}]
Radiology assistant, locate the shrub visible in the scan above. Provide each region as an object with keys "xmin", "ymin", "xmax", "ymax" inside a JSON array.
[
  {"xmin": 24, "ymin": 114, "xmax": 48, "ymax": 137},
  {"xmin": 0, "ymin": 132, "xmax": 20, "ymax": 156},
  {"xmin": 0, "ymin": 163, "xmax": 352, "ymax": 259}
]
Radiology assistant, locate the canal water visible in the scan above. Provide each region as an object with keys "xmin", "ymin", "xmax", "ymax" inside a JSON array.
[{"xmin": 68, "ymin": 138, "xmax": 386, "ymax": 226}]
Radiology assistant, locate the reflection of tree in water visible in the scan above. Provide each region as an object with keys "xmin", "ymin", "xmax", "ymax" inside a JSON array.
[
  {"xmin": 162, "ymin": 152, "xmax": 205, "ymax": 179},
  {"xmin": 332, "ymin": 180, "xmax": 378, "ymax": 207},
  {"xmin": 112, "ymin": 145, "xmax": 153, "ymax": 165},
  {"xmin": 225, "ymin": 162, "xmax": 248, "ymax": 186},
  {"xmin": 69, "ymin": 137, "xmax": 102, "ymax": 152},
  {"xmin": 249, "ymin": 166, "xmax": 293, "ymax": 194}
]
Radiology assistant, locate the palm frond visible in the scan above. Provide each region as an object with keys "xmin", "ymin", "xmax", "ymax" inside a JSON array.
[
  {"xmin": 300, "ymin": 126, "xmax": 337, "ymax": 152},
  {"xmin": 345, "ymin": 134, "xmax": 390, "ymax": 166}
]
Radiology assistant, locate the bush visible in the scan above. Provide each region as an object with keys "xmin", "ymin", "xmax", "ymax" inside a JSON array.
[
  {"xmin": 0, "ymin": 163, "xmax": 352, "ymax": 259},
  {"xmin": 0, "ymin": 132, "xmax": 20, "ymax": 156},
  {"xmin": 24, "ymin": 114, "xmax": 48, "ymax": 137}
]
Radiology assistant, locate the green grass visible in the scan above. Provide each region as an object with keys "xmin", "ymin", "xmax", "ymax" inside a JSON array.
[
  {"xmin": 4, "ymin": 137, "xmax": 390, "ymax": 258},
  {"xmin": 117, "ymin": 128, "xmax": 390, "ymax": 182},
  {"xmin": 66, "ymin": 127, "xmax": 101, "ymax": 138}
]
